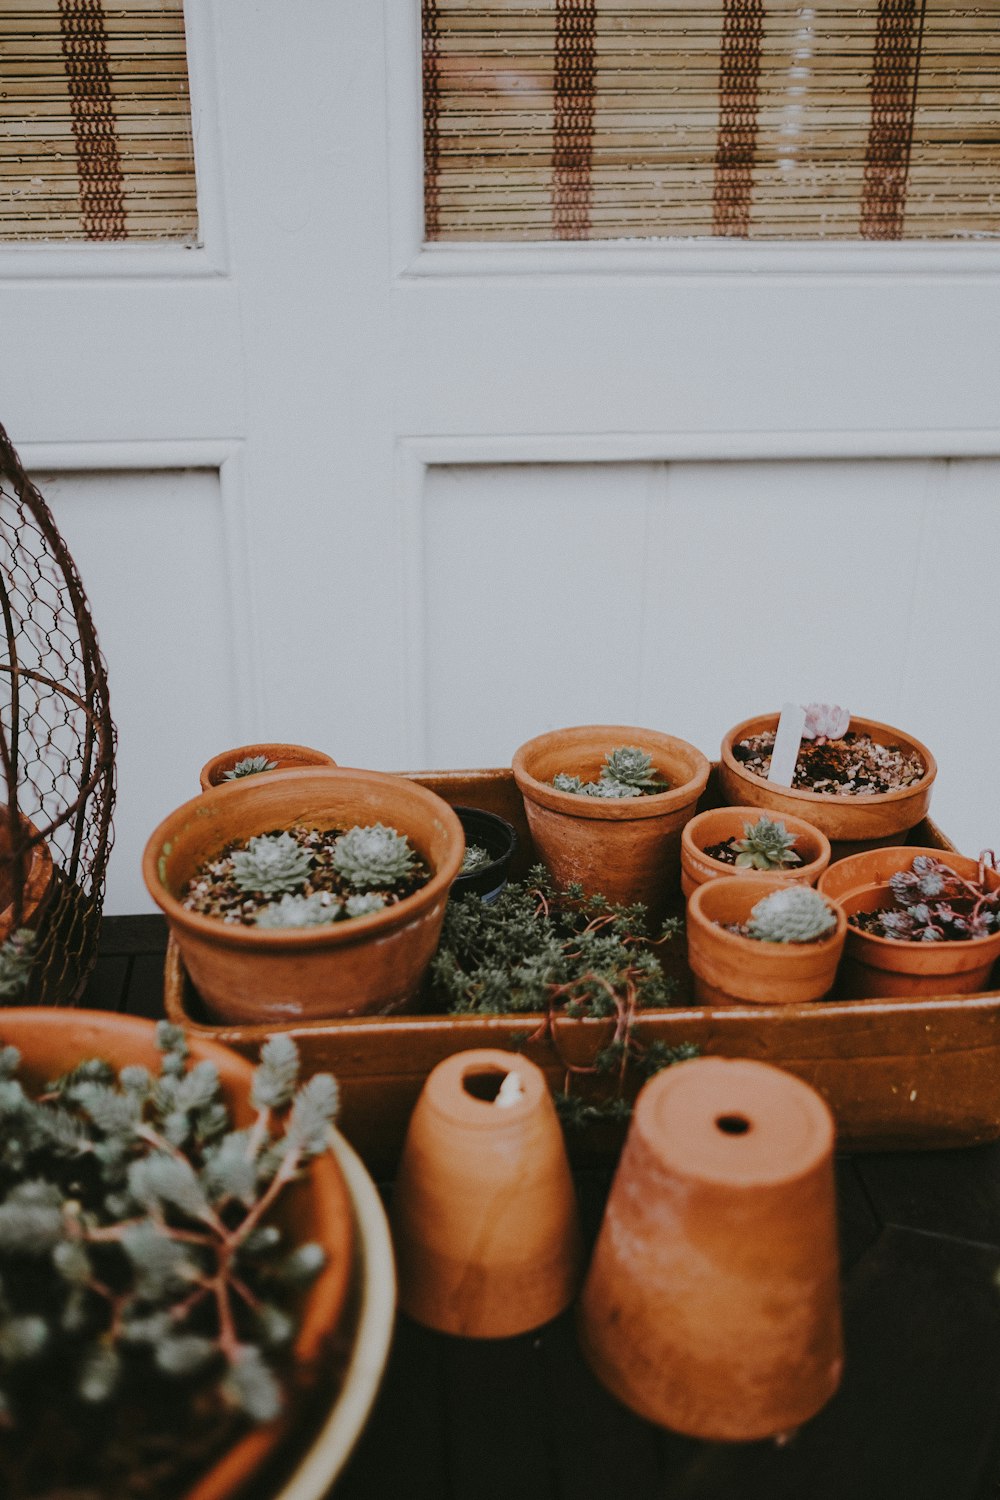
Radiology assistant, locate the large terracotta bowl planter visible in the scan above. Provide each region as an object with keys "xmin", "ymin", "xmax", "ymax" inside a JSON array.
[
  {"xmin": 578, "ymin": 1057, "xmax": 842, "ymax": 1441},
  {"xmin": 719, "ymin": 713, "xmax": 936, "ymax": 857},
  {"xmin": 819, "ymin": 846, "xmax": 1000, "ymax": 1000},
  {"xmin": 0, "ymin": 1008, "xmax": 355, "ymax": 1500},
  {"xmin": 686, "ymin": 876, "xmax": 847, "ymax": 1007},
  {"xmin": 680, "ymin": 805, "xmax": 831, "ymax": 900},
  {"xmin": 511, "ymin": 725, "xmax": 710, "ymax": 924},
  {"xmin": 0, "ymin": 808, "xmax": 54, "ymax": 943},
  {"xmin": 199, "ymin": 743, "xmax": 336, "ymax": 792},
  {"xmin": 143, "ymin": 767, "xmax": 464, "ymax": 1025}
]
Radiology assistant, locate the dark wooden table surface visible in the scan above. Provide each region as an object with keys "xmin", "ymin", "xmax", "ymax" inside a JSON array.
[{"xmin": 84, "ymin": 917, "xmax": 1000, "ymax": 1500}]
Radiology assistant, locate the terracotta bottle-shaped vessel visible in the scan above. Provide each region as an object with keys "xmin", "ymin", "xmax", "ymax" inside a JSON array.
[
  {"xmin": 392, "ymin": 1049, "xmax": 581, "ymax": 1338},
  {"xmin": 578, "ymin": 1056, "xmax": 843, "ymax": 1441}
]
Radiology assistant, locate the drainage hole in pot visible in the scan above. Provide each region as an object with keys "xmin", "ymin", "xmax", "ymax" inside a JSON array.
[
  {"xmin": 715, "ymin": 1114, "xmax": 751, "ymax": 1136},
  {"xmin": 463, "ymin": 1069, "xmax": 507, "ymax": 1102}
]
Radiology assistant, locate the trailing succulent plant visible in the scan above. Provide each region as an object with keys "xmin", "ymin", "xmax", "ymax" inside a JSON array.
[
  {"xmin": 746, "ymin": 886, "xmax": 838, "ymax": 944},
  {"xmin": 856, "ymin": 852, "xmax": 1000, "ymax": 942},
  {"xmin": 0, "ymin": 930, "xmax": 36, "ymax": 1003},
  {"xmin": 232, "ymin": 832, "xmax": 312, "ymax": 898},
  {"xmin": 332, "ymin": 823, "xmax": 416, "ymax": 890},
  {"xmin": 552, "ymin": 745, "xmax": 670, "ymax": 801},
  {"xmin": 0, "ymin": 1025, "xmax": 339, "ymax": 1486},
  {"xmin": 223, "ymin": 755, "xmax": 279, "ymax": 781},
  {"xmin": 431, "ymin": 866, "xmax": 695, "ymax": 1124},
  {"xmin": 732, "ymin": 815, "xmax": 802, "ymax": 872}
]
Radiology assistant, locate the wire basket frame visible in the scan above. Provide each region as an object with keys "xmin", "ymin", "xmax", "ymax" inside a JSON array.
[{"xmin": 0, "ymin": 423, "xmax": 116, "ymax": 1003}]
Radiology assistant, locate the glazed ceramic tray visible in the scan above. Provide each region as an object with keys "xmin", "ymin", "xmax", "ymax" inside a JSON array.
[{"xmin": 164, "ymin": 768, "xmax": 1000, "ymax": 1169}]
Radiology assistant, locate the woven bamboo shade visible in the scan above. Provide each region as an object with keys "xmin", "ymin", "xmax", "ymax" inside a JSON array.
[
  {"xmin": 1, "ymin": 0, "xmax": 196, "ymax": 242},
  {"xmin": 422, "ymin": 1, "xmax": 1000, "ymax": 241}
]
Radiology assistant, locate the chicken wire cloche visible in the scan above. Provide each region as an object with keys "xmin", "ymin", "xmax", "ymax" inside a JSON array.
[{"xmin": 0, "ymin": 422, "xmax": 115, "ymax": 1002}]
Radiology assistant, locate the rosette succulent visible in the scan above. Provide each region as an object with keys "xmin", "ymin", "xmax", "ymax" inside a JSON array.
[
  {"xmin": 232, "ymin": 832, "xmax": 312, "ymax": 897},
  {"xmin": 332, "ymin": 823, "xmax": 416, "ymax": 890},
  {"xmin": 552, "ymin": 745, "xmax": 669, "ymax": 800},
  {"xmin": 344, "ymin": 892, "xmax": 387, "ymax": 919},
  {"xmin": 747, "ymin": 886, "xmax": 837, "ymax": 944},
  {"xmin": 461, "ymin": 845, "xmax": 493, "ymax": 875},
  {"xmin": 732, "ymin": 816, "xmax": 802, "ymax": 872},
  {"xmin": 858, "ymin": 853, "xmax": 1000, "ymax": 942},
  {"xmin": 256, "ymin": 892, "xmax": 340, "ymax": 929},
  {"xmin": 223, "ymin": 755, "xmax": 278, "ymax": 781}
]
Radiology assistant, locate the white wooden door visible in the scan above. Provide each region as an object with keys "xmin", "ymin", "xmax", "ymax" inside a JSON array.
[{"xmin": 2, "ymin": 0, "xmax": 999, "ymax": 912}]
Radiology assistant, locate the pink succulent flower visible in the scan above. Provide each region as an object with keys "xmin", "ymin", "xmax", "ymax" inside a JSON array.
[{"xmin": 801, "ymin": 703, "xmax": 850, "ymax": 742}]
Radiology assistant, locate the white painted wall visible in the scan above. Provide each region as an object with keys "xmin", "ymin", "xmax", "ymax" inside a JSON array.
[{"xmin": 1, "ymin": 2, "xmax": 998, "ymax": 912}]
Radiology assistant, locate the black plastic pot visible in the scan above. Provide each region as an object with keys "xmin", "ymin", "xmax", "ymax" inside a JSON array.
[{"xmin": 450, "ymin": 806, "xmax": 519, "ymax": 904}]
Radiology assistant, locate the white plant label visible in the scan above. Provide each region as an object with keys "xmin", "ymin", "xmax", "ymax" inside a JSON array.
[{"xmin": 768, "ymin": 702, "xmax": 807, "ymax": 786}]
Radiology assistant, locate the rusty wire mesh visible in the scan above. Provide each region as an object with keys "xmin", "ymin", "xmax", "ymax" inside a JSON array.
[{"xmin": 0, "ymin": 422, "xmax": 115, "ymax": 1003}]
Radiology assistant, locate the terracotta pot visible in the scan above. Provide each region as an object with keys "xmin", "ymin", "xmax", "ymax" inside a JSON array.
[
  {"xmin": 719, "ymin": 713, "xmax": 936, "ymax": 857},
  {"xmin": 143, "ymin": 767, "xmax": 464, "ymax": 1024},
  {"xmin": 818, "ymin": 846, "xmax": 1000, "ymax": 1000},
  {"xmin": 680, "ymin": 805, "xmax": 831, "ymax": 899},
  {"xmin": 0, "ymin": 1008, "xmax": 354, "ymax": 1500},
  {"xmin": 578, "ymin": 1056, "xmax": 842, "ymax": 1441},
  {"xmin": 0, "ymin": 808, "xmax": 54, "ymax": 943},
  {"xmin": 199, "ymin": 743, "xmax": 336, "ymax": 792},
  {"xmin": 686, "ymin": 875, "xmax": 846, "ymax": 1006},
  {"xmin": 511, "ymin": 725, "xmax": 710, "ymax": 923},
  {"xmin": 391, "ymin": 1048, "xmax": 581, "ymax": 1337}
]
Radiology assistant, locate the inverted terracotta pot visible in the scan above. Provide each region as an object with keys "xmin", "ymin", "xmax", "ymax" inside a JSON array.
[
  {"xmin": 0, "ymin": 1008, "xmax": 354, "ymax": 1500},
  {"xmin": 0, "ymin": 809, "xmax": 54, "ymax": 943},
  {"xmin": 391, "ymin": 1049, "xmax": 581, "ymax": 1338},
  {"xmin": 578, "ymin": 1057, "xmax": 842, "ymax": 1441},
  {"xmin": 681, "ymin": 805, "xmax": 831, "ymax": 900},
  {"xmin": 686, "ymin": 875, "xmax": 846, "ymax": 1007},
  {"xmin": 199, "ymin": 742, "xmax": 336, "ymax": 792},
  {"xmin": 143, "ymin": 767, "xmax": 464, "ymax": 1025},
  {"xmin": 511, "ymin": 725, "xmax": 710, "ymax": 923},
  {"xmin": 819, "ymin": 846, "xmax": 1000, "ymax": 1000},
  {"xmin": 719, "ymin": 713, "xmax": 936, "ymax": 857}
]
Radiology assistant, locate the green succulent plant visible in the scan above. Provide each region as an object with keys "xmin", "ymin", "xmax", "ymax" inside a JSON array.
[
  {"xmin": 0, "ymin": 1026, "xmax": 339, "ymax": 1444},
  {"xmin": 255, "ymin": 892, "xmax": 340, "ymax": 929},
  {"xmin": 732, "ymin": 815, "xmax": 802, "ymax": 871},
  {"xmin": 460, "ymin": 844, "xmax": 492, "ymax": 874},
  {"xmin": 344, "ymin": 892, "xmax": 387, "ymax": 919},
  {"xmin": 331, "ymin": 824, "xmax": 416, "ymax": 890},
  {"xmin": 223, "ymin": 755, "xmax": 279, "ymax": 781},
  {"xmin": 552, "ymin": 745, "xmax": 669, "ymax": 800},
  {"xmin": 0, "ymin": 930, "xmax": 36, "ymax": 1002},
  {"xmin": 747, "ymin": 886, "xmax": 837, "ymax": 944},
  {"xmin": 231, "ymin": 833, "xmax": 312, "ymax": 898}
]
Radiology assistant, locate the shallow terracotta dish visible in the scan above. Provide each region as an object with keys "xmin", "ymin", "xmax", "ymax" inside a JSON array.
[
  {"xmin": 0, "ymin": 1008, "xmax": 355, "ymax": 1500},
  {"xmin": 681, "ymin": 804, "xmax": 831, "ymax": 898},
  {"xmin": 143, "ymin": 767, "xmax": 464, "ymax": 1025},
  {"xmin": 719, "ymin": 713, "xmax": 936, "ymax": 855},
  {"xmin": 512, "ymin": 724, "xmax": 710, "ymax": 923},
  {"xmin": 199, "ymin": 743, "xmax": 336, "ymax": 792},
  {"xmin": 819, "ymin": 846, "xmax": 1000, "ymax": 1000}
]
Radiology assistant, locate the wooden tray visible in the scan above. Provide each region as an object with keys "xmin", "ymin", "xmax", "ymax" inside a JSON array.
[{"xmin": 165, "ymin": 768, "xmax": 1000, "ymax": 1170}]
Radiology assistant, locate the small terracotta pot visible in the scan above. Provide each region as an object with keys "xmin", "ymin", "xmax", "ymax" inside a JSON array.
[
  {"xmin": 686, "ymin": 875, "xmax": 846, "ymax": 1007},
  {"xmin": 680, "ymin": 805, "xmax": 831, "ymax": 899},
  {"xmin": 391, "ymin": 1048, "xmax": 581, "ymax": 1338},
  {"xmin": 199, "ymin": 743, "xmax": 336, "ymax": 792},
  {"xmin": 0, "ymin": 1008, "xmax": 354, "ymax": 1500},
  {"xmin": 0, "ymin": 808, "xmax": 54, "ymax": 944},
  {"xmin": 511, "ymin": 725, "xmax": 710, "ymax": 923},
  {"xmin": 143, "ymin": 767, "xmax": 464, "ymax": 1024},
  {"xmin": 578, "ymin": 1056, "xmax": 843, "ymax": 1441},
  {"xmin": 719, "ymin": 713, "xmax": 936, "ymax": 857},
  {"xmin": 818, "ymin": 846, "xmax": 1000, "ymax": 1000}
]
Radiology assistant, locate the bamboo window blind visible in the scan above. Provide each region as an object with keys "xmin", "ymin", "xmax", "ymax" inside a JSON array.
[
  {"xmin": 422, "ymin": 1, "xmax": 1000, "ymax": 241},
  {"xmin": 1, "ymin": 1, "xmax": 197, "ymax": 242}
]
